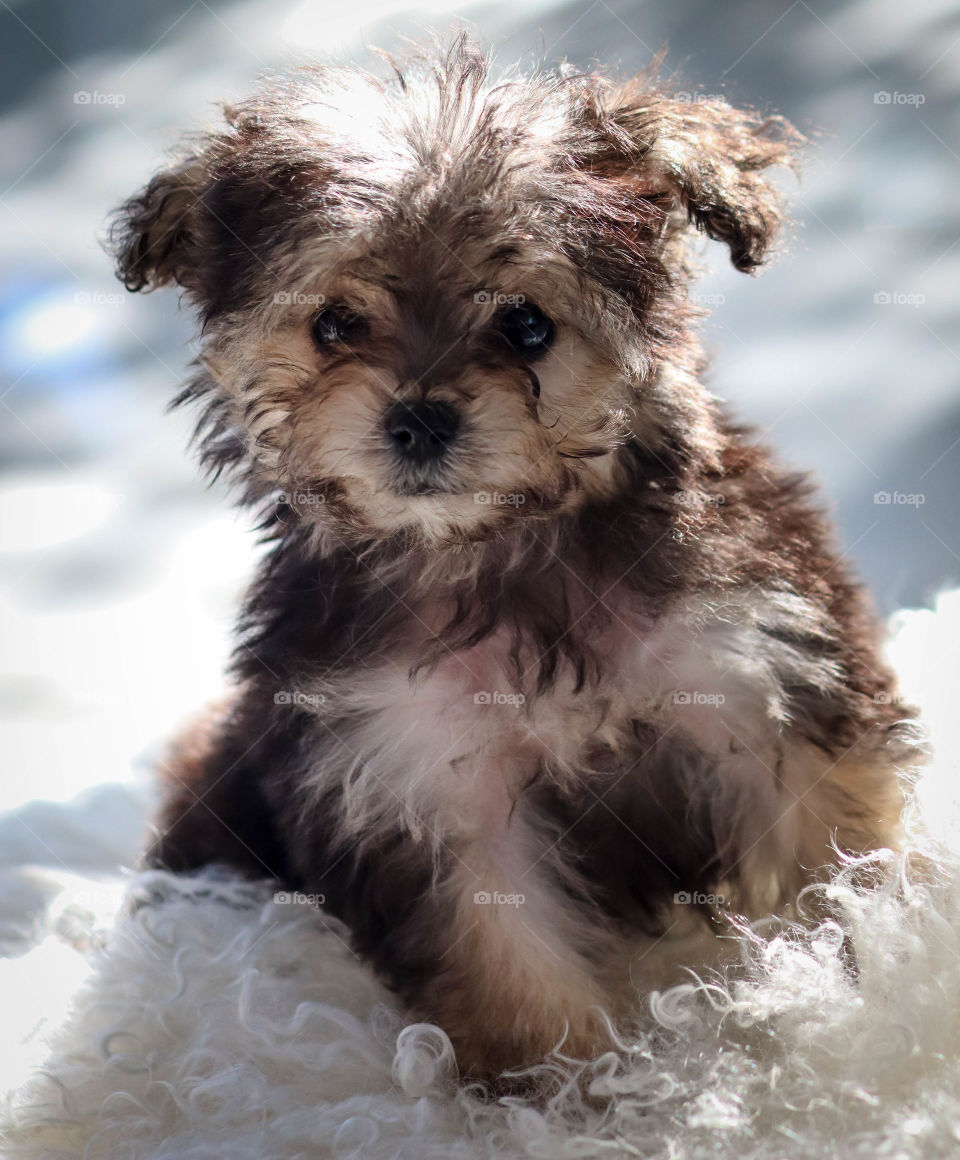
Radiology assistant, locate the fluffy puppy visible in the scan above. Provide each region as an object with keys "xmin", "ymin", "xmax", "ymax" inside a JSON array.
[{"xmin": 112, "ymin": 37, "xmax": 921, "ymax": 1083}]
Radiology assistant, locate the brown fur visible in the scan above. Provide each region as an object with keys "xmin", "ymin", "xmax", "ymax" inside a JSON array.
[{"xmin": 112, "ymin": 37, "xmax": 923, "ymax": 1087}]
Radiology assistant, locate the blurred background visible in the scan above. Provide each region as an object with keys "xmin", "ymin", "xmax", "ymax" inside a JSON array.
[{"xmin": 0, "ymin": 0, "xmax": 957, "ymax": 877}]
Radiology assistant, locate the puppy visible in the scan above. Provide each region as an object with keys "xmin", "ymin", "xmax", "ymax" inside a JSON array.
[{"xmin": 112, "ymin": 37, "xmax": 920, "ymax": 1083}]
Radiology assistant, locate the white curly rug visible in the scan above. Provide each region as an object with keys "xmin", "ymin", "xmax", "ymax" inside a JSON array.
[{"xmin": 2, "ymin": 593, "xmax": 960, "ymax": 1160}]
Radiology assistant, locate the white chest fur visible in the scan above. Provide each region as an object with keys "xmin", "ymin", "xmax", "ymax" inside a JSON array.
[{"xmin": 300, "ymin": 587, "xmax": 842, "ymax": 869}]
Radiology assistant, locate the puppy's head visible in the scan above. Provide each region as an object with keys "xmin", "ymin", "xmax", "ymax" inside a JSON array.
[{"xmin": 111, "ymin": 37, "xmax": 799, "ymax": 545}]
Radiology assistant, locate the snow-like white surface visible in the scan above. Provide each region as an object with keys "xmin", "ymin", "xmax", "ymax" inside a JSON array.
[{"xmin": 0, "ymin": 484, "xmax": 254, "ymax": 817}]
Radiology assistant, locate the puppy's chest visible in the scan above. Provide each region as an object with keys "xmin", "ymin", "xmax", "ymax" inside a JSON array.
[
  {"xmin": 345, "ymin": 626, "xmax": 629, "ymax": 828},
  {"xmin": 316, "ymin": 588, "xmax": 784, "ymax": 832},
  {"xmin": 408, "ymin": 625, "xmax": 631, "ymax": 786}
]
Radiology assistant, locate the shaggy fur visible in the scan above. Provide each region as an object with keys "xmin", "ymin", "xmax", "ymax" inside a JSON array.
[{"xmin": 108, "ymin": 37, "xmax": 922, "ymax": 1082}]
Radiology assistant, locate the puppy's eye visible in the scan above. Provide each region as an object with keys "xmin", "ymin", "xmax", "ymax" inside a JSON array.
[
  {"xmin": 311, "ymin": 307, "xmax": 365, "ymax": 348},
  {"xmin": 495, "ymin": 304, "xmax": 554, "ymax": 357}
]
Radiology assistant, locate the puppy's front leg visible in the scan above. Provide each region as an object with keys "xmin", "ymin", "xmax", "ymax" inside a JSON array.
[
  {"xmin": 426, "ymin": 860, "xmax": 615, "ymax": 1079},
  {"xmin": 307, "ymin": 809, "xmax": 614, "ymax": 1081}
]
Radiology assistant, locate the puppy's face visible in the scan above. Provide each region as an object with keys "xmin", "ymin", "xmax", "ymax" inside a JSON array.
[
  {"xmin": 113, "ymin": 41, "xmax": 797, "ymax": 544},
  {"xmin": 207, "ymin": 239, "xmax": 635, "ymax": 540}
]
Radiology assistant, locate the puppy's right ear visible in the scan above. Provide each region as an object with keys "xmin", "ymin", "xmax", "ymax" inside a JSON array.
[
  {"xmin": 110, "ymin": 157, "xmax": 204, "ymax": 292},
  {"xmin": 574, "ymin": 78, "xmax": 801, "ymax": 273}
]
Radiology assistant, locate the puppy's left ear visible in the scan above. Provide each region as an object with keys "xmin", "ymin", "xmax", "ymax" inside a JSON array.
[{"xmin": 584, "ymin": 84, "xmax": 802, "ymax": 272}]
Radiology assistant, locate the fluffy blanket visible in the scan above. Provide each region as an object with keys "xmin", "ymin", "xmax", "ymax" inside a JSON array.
[{"xmin": 2, "ymin": 593, "xmax": 960, "ymax": 1159}]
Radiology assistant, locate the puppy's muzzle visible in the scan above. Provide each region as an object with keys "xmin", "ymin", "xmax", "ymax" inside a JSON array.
[{"xmin": 384, "ymin": 400, "xmax": 460, "ymax": 466}]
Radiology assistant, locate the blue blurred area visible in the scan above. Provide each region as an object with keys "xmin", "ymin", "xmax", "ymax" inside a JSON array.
[{"xmin": 0, "ymin": 0, "xmax": 958, "ymax": 812}]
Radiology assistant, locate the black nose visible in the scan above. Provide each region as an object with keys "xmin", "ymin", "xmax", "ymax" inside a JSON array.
[{"xmin": 384, "ymin": 401, "xmax": 460, "ymax": 464}]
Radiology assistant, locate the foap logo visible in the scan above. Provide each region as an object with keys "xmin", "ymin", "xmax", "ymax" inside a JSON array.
[
  {"xmin": 473, "ymin": 890, "xmax": 525, "ymax": 907},
  {"xmin": 274, "ymin": 891, "xmax": 326, "ymax": 907},
  {"xmin": 474, "ymin": 690, "xmax": 526, "ymax": 707},
  {"xmin": 673, "ymin": 490, "xmax": 726, "ymax": 508},
  {"xmin": 274, "ymin": 690, "xmax": 326, "ymax": 709},
  {"xmin": 874, "ymin": 91, "xmax": 926, "ymax": 106},
  {"xmin": 675, "ymin": 91, "xmax": 726, "ymax": 105},
  {"xmin": 273, "ymin": 291, "xmax": 326, "ymax": 306},
  {"xmin": 873, "ymin": 490, "xmax": 925, "ymax": 507},
  {"xmin": 74, "ymin": 290, "xmax": 123, "ymax": 307},
  {"xmin": 674, "ymin": 890, "xmax": 726, "ymax": 906},
  {"xmin": 473, "ymin": 290, "xmax": 525, "ymax": 306},
  {"xmin": 74, "ymin": 90, "xmax": 126, "ymax": 107},
  {"xmin": 690, "ymin": 292, "xmax": 727, "ymax": 307},
  {"xmin": 873, "ymin": 291, "xmax": 925, "ymax": 308},
  {"xmin": 874, "ymin": 690, "xmax": 910, "ymax": 706},
  {"xmin": 673, "ymin": 690, "xmax": 726, "ymax": 707},
  {"xmin": 279, "ymin": 489, "xmax": 326, "ymax": 507},
  {"xmin": 473, "ymin": 490, "xmax": 526, "ymax": 507}
]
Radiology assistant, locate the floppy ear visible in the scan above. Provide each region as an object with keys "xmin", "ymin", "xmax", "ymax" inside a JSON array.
[
  {"xmin": 585, "ymin": 84, "xmax": 802, "ymax": 272},
  {"xmin": 110, "ymin": 156, "xmax": 205, "ymax": 292}
]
